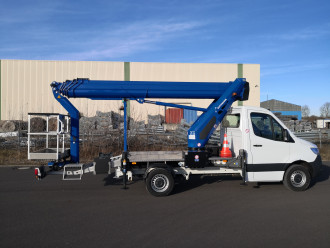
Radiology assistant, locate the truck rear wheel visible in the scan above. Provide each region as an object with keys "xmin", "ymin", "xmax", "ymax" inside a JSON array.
[
  {"xmin": 283, "ymin": 164, "xmax": 311, "ymax": 191},
  {"xmin": 146, "ymin": 168, "xmax": 174, "ymax": 197}
]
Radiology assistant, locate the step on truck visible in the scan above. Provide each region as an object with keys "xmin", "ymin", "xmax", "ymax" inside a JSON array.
[{"xmin": 29, "ymin": 78, "xmax": 322, "ymax": 196}]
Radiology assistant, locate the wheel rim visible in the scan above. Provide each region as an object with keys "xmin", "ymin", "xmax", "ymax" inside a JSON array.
[
  {"xmin": 151, "ymin": 174, "xmax": 169, "ymax": 193},
  {"xmin": 290, "ymin": 170, "xmax": 307, "ymax": 187}
]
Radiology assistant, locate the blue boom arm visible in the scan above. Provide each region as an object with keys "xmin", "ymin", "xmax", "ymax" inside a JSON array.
[
  {"xmin": 51, "ymin": 78, "xmax": 249, "ymax": 160},
  {"xmin": 51, "ymin": 84, "xmax": 80, "ymax": 163},
  {"xmin": 187, "ymin": 78, "xmax": 248, "ymax": 148},
  {"xmin": 56, "ymin": 78, "xmax": 246, "ymax": 99}
]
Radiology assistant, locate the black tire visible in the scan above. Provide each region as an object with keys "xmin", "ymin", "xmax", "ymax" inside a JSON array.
[
  {"xmin": 283, "ymin": 164, "xmax": 311, "ymax": 191},
  {"xmin": 146, "ymin": 168, "xmax": 174, "ymax": 197}
]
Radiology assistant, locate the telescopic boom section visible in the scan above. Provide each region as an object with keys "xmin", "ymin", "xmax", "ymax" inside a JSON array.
[
  {"xmin": 54, "ymin": 78, "xmax": 247, "ymax": 100},
  {"xmin": 51, "ymin": 78, "xmax": 249, "ymax": 151}
]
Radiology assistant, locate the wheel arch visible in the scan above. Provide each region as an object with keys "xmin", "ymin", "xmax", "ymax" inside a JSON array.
[
  {"xmin": 283, "ymin": 160, "xmax": 312, "ymax": 180},
  {"xmin": 143, "ymin": 163, "xmax": 174, "ymax": 180}
]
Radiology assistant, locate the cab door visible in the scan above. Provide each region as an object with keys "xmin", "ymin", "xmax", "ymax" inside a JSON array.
[{"xmin": 247, "ymin": 111, "xmax": 291, "ymax": 181}]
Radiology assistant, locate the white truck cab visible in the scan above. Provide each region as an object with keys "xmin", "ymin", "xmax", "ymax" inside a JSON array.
[{"xmin": 223, "ymin": 106, "xmax": 322, "ymax": 191}]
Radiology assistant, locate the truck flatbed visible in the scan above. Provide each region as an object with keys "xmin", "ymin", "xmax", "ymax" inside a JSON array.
[{"xmin": 128, "ymin": 151, "xmax": 185, "ymax": 162}]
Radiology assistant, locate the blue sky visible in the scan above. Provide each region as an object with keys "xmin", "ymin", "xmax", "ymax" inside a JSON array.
[{"xmin": 1, "ymin": 0, "xmax": 329, "ymax": 115}]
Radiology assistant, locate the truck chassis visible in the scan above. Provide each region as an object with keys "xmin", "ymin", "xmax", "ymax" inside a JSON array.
[{"xmin": 110, "ymin": 150, "xmax": 245, "ymax": 196}]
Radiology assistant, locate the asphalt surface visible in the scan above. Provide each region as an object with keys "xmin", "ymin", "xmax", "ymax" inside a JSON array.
[{"xmin": 1, "ymin": 162, "xmax": 330, "ymax": 248}]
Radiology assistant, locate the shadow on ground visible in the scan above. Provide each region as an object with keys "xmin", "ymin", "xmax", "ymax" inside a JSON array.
[
  {"xmin": 101, "ymin": 163, "xmax": 330, "ymax": 194},
  {"xmin": 103, "ymin": 174, "xmax": 140, "ymax": 187},
  {"xmin": 310, "ymin": 163, "xmax": 330, "ymax": 187},
  {"xmin": 172, "ymin": 175, "xmax": 243, "ymax": 195}
]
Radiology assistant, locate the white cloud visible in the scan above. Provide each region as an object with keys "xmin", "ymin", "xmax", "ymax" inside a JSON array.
[
  {"xmin": 261, "ymin": 63, "xmax": 330, "ymax": 76},
  {"xmin": 262, "ymin": 23, "xmax": 330, "ymax": 41},
  {"xmin": 50, "ymin": 20, "xmax": 205, "ymax": 60}
]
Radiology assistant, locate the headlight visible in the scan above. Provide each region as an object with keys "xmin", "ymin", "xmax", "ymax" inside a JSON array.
[{"xmin": 311, "ymin": 147, "xmax": 319, "ymax": 155}]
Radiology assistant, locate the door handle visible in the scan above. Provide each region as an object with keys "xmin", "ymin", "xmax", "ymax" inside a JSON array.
[{"xmin": 253, "ymin": 144, "xmax": 262, "ymax": 147}]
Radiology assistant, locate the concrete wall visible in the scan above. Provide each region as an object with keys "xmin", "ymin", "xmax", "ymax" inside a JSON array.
[
  {"xmin": 0, "ymin": 60, "xmax": 260, "ymax": 121},
  {"xmin": 0, "ymin": 60, "xmax": 124, "ymax": 120}
]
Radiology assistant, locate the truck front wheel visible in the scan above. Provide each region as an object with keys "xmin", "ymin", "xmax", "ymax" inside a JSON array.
[
  {"xmin": 146, "ymin": 169, "xmax": 174, "ymax": 197},
  {"xmin": 283, "ymin": 164, "xmax": 311, "ymax": 191}
]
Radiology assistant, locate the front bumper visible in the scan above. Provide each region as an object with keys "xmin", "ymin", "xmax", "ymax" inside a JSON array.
[{"xmin": 310, "ymin": 154, "xmax": 322, "ymax": 178}]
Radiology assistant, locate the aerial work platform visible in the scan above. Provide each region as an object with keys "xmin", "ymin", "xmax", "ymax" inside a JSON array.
[{"xmin": 27, "ymin": 113, "xmax": 71, "ymax": 161}]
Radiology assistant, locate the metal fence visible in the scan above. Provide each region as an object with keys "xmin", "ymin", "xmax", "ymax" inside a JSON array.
[{"xmin": 294, "ymin": 130, "xmax": 330, "ymax": 147}]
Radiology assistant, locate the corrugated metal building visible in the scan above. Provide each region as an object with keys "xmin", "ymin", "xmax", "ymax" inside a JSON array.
[
  {"xmin": 260, "ymin": 99, "xmax": 302, "ymax": 120},
  {"xmin": 0, "ymin": 60, "xmax": 260, "ymax": 122}
]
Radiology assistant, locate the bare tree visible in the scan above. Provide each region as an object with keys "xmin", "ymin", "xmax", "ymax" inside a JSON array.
[
  {"xmin": 301, "ymin": 105, "xmax": 310, "ymax": 118},
  {"xmin": 320, "ymin": 102, "xmax": 330, "ymax": 117}
]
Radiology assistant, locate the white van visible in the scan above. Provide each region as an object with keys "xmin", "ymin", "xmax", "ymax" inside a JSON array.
[{"xmin": 223, "ymin": 106, "xmax": 322, "ymax": 191}]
